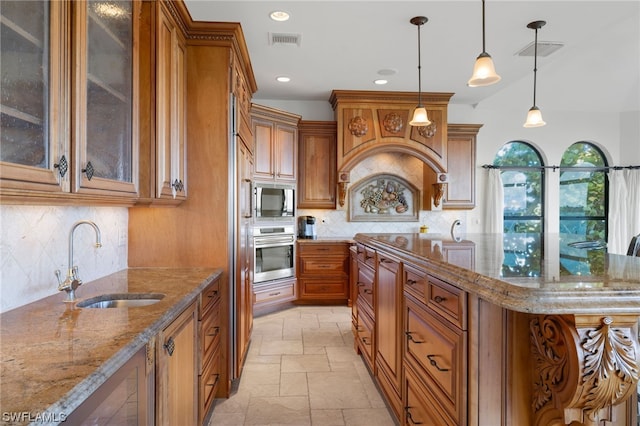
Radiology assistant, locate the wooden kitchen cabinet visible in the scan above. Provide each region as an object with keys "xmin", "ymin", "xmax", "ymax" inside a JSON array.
[
  {"xmin": 66, "ymin": 344, "xmax": 154, "ymax": 424},
  {"xmin": 156, "ymin": 301, "xmax": 198, "ymax": 426},
  {"xmin": 375, "ymin": 252, "xmax": 403, "ymax": 419},
  {"xmin": 253, "ymin": 278, "xmax": 297, "ymax": 316},
  {"xmin": 296, "ymin": 241, "xmax": 351, "ymax": 304},
  {"xmin": 352, "ymin": 242, "xmax": 376, "ymax": 372},
  {"xmin": 297, "ymin": 121, "xmax": 337, "ymax": 209},
  {"xmin": 198, "ymin": 277, "xmax": 222, "ymax": 425},
  {"xmin": 251, "ymin": 104, "xmax": 300, "ymax": 183},
  {"xmin": 423, "ymin": 124, "xmax": 482, "ymax": 210},
  {"xmin": 1, "ymin": 0, "xmax": 140, "ymax": 204}
]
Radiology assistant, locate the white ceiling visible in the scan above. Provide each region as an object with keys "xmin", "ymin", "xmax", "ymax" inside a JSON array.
[{"xmin": 183, "ymin": 1, "xmax": 640, "ymax": 113}]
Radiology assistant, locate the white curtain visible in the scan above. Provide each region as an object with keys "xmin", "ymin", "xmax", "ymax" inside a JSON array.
[
  {"xmin": 608, "ymin": 169, "xmax": 628, "ymax": 254},
  {"xmin": 607, "ymin": 169, "xmax": 640, "ymax": 254},
  {"xmin": 625, "ymin": 169, "xmax": 640, "ymax": 246},
  {"xmin": 485, "ymin": 168, "xmax": 504, "ymax": 233}
]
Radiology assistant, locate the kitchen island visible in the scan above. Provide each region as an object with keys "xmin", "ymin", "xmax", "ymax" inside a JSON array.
[
  {"xmin": 353, "ymin": 233, "xmax": 640, "ymax": 426},
  {"xmin": 0, "ymin": 267, "xmax": 221, "ymax": 425}
]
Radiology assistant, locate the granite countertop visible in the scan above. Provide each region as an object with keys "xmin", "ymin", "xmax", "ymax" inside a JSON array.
[
  {"xmin": 355, "ymin": 233, "xmax": 640, "ymax": 315},
  {"xmin": 0, "ymin": 267, "xmax": 221, "ymax": 424}
]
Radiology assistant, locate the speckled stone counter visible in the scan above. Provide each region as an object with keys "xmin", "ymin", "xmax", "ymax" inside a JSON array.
[
  {"xmin": 0, "ymin": 267, "xmax": 221, "ymax": 424},
  {"xmin": 355, "ymin": 233, "xmax": 640, "ymax": 314},
  {"xmin": 297, "ymin": 236, "xmax": 355, "ymax": 244}
]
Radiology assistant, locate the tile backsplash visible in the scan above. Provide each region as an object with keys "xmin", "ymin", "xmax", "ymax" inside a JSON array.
[
  {"xmin": 0, "ymin": 205, "xmax": 128, "ymax": 313},
  {"xmin": 298, "ymin": 151, "xmax": 468, "ymax": 237}
]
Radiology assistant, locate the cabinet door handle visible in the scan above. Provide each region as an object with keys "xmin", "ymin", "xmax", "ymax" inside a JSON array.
[
  {"xmin": 434, "ymin": 295, "xmax": 446, "ymax": 303},
  {"xmin": 405, "ymin": 331, "xmax": 424, "ymax": 344},
  {"xmin": 54, "ymin": 155, "xmax": 68, "ymax": 177},
  {"xmin": 406, "ymin": 279, "xmax": 417, "ymax": 286},
  {"xmin": 363, "ymin": 289, "xmax": 373, "ymax": 295},
  {"xmin": 164, "ymin": 337, "xmax": 175, "ymax": 356},
  {"xmin": 405, "ymin": 408, "xmax": 424, "ymax": 425},
  {"xmin": 82, "ymin": 161, "xmax": 95, "ymax": 180},
  {"xmin": 172, "ymin": 179, "xmax": 184, "ymax": 192},
  {"xmin": 426, "ymin": 354, "xmax": 450, "ymax": 372},
  {"xmin": 361, "ymin": 337, "xmax": 371, "ymax": 345}
]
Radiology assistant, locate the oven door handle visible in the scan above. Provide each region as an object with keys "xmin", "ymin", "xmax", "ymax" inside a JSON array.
[{"xmin": 254, "ymin": 236, "xmax": 295, "ymax": 247}]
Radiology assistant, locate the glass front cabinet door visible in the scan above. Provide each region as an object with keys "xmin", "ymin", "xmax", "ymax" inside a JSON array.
[{"xmin": 0, "ymin": 0, "xmax": 139, "ymax": 203}]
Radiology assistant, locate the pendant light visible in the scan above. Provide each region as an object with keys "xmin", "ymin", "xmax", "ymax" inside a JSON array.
[
  {"xmin": 467, "ymin": 0, "xmax": 501, "ymax": 87},
  {"xmin": 523, "ymin": 20, "xmax": 546, "ymax": 128},
  {"xmin": 409, "ymin": 16, "xmax": 431, "ymax": 127}
]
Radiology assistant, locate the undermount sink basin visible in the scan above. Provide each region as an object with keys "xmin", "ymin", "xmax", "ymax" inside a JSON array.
[{"xmin": 77, "ymin": 293, "xmax": 165, "ymax": 309}]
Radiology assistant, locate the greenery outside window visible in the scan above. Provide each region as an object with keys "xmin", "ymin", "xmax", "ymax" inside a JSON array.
[{"xmin": 493, "ymin": 141, "xmax": 544, "ymax": 277}]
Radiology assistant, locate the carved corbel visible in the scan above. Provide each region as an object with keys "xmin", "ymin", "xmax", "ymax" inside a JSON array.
[
  {"xmin": 530, "ymin": 315, "xmax": 639, "ymax": 426},
  {"xmin": 338, "ymin": 172, "xmax": 350, "ymax": 207},
  {"xmin": 432, "ymin": 183, "xmax": 446, "ymax": 207}
]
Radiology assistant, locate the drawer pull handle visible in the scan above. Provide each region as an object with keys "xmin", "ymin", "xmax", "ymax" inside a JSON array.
[
  {"xmin": 357, "ymin": 282, "xmax": 365, "ymax": 287},
  {"xmin": 365, "ymin": 255, "xmax": 373, "ymax": 260},
  {"xmin": 206, "ymin": 373, "xmax": 220, "ymax": 388},
  {"xmin": 356, "ymin": 326, "xmax": 364, "ymax": 332},
  {"xmin": 405, "ymin": 331, "xmax": 424, "ymax": 344},
  {"xmin": 434, "ymin": 295, "xmax": 446, "ymax": 303},
  {"xmin": 208, "ymin": 290, "xmax": 219, "ymax": 298},
  {"xmin": 405, "ymin": 408, "xmax": 424, "ymax": 425},
  {"xmin": 427, "ymin": 354, "xmax": 450, "ymax": 372},
  {"xmin": 363, "ymin": 289, "xmax": 373, "ymax": 295},
  {"xmin": 317, "ymin": 248, "xmax": 330, "ymax": 251},
  {"xmin": 269, "ymin": 292, "xmax": 281, "ymax": 296},
  {"xmin": 406, "ymin": 279, "xmax": 417, "ymax": 286},
  {"xmin": 380, "ymin": 258, "xmax": 393, "ymax": 263},
  {"xmin": 207, "ymin": 326, "xmax": 220, "ymax": 337},
  {"xmin": 362, "ymin": 337, "xmax": 371, "ymax": 345}
]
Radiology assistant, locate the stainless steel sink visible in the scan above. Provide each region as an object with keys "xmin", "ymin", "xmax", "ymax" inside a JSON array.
[{"xmin": 77, "ymin": 293, "xmax": 165, "ymax": 308}]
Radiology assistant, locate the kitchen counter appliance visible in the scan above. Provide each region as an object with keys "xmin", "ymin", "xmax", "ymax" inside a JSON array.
[
  {"xmin": 298, "ymin": 216, "xmax": 317, "ymax": 239},
  {"xmin": 253, "ymin": 225, "xmax": 296, "ymax": 283}
]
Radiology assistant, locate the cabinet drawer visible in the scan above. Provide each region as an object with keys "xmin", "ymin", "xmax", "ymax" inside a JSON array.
[
  {"xmin": 298, "ymin": 278, "xmax": 348, "ymax": 298},
  {"xmin": 355, "ymin": 308, "xmax": 375, "ymax": 371},
  {"xmin": 297, "ymin": 242, "xmax": 350, "ymax": 256},
  {"xmin": 404, "ymin": 296, "xmax": 466, "ymax": 424},
  {"xmin": 356, "ymin": 244, "xmax": 376, "ymax": 268},
  {"xmin": 427, "ymin": 275, "xmax": 467, "ymax": 330},
  {"xmin": 254, "ymin": 282, "xmax": 296, "ymax": 304},
  {"xmin": 200, "ymin": 302, "xmax": 221, "ymax": 372},
  {"xmin": 298, "ymin": 257, "xmax": 348, "ymax": 275},
  {"xmin": 356, "ymin": 265, "xmax": 374, "ymax": 312},
  {"xmin": 404, "ymin": 264, "xmax": 427, "ymax": 303},
  {"xmin": 199, "ymin": 348, "xmax": 220, "ymax": 424},
  {"xmin": 404, "ymin": 362, "xmax": 457, "ymax": 426},
  {"xmin": 200, "ymin": 278, "xmax": 221, "ymax": 319}
]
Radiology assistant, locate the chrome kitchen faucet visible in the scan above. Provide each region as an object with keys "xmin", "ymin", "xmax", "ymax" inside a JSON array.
[{"xmin": 55, "ymin": 220, "xmax": 102, "ymax": 302}]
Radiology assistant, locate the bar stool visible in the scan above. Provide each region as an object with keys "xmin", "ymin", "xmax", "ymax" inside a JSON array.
[{"xmin": 627, "ymin": 234, "xmax": 640, "ymax": 256}]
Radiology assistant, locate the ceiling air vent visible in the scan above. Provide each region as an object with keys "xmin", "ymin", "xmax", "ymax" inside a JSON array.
[
  {"xmin": 516, "ymin": 41, "xmax": 564, "ymax": 57},
  {"xmin": 269, "ymin": 32, "xmax": 301, "ymax": 47}
]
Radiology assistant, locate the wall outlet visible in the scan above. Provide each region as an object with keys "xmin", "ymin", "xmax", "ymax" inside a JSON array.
[{"xmin": 118, "ymin": 228, "xmax": 127, "ymax": 247}]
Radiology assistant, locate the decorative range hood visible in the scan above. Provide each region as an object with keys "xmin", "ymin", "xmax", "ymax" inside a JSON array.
[{"xmin": 329, "ymin": 90, "xmax": 454, "ymax": 207}]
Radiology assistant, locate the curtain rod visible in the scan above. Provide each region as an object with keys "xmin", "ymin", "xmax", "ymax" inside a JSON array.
[{"xmin": 482, "ymin": 164, "xmax": 640, "ymax": 171}]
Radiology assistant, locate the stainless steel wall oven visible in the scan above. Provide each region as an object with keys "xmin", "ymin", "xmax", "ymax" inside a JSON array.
[{"xmin": 253, "ymin": 225, "xmax": 295, "ymax": 283}]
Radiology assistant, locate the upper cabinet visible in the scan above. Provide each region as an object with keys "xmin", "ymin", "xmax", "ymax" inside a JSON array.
[
  {"xmin": 136, "ymin": 0, "xmax": 187, "ymax": 205},
  {"xmin": 251, "ymin": 104, "xmax": 300, "ymax": 183},
  {"xmin": 1, "ymin": 0, "xmax": 140, "ymax": 205},
  {"xmin": 297, "ymin": 121, "xmax": 337, "ymax": 209}
]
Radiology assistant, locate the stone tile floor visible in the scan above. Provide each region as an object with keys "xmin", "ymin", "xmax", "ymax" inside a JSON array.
[{"xmin": 209, "ymin": 306, "xmax": 396, "ymax": 426}]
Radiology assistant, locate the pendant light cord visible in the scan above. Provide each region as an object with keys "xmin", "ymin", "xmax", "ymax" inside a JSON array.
[
  {"xmin": 417, "ymin": 22, "xmax": 423, "ymax": 107},
  {"xmin": 481, "ymin": 0, "xmax": 486, "ymax": 53},
  {"xmin": 532, "ymin": 26, "xmax": 539, "ymax": 107}
]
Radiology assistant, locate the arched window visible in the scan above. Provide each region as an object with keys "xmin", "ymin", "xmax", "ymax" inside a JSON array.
[
  {"xmin": 493, "ymin": 141, "xmax": 544, "ymax": 277},
  {"xmin": 559, "ymin": 142, "xmax": 608, "ymax": 241}
]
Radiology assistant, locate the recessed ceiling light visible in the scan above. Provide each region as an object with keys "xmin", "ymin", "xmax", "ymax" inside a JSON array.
[
  {"xmin": 276, "ymin": 76, "xmax": 291, "ymax": 83},
  {"xmin": 374, "ymin": 79, "xmax": 388, "ymax": 85},
  {"xmin": 270, "ymin": 11, "xmax": 290, "ymax": 22}
]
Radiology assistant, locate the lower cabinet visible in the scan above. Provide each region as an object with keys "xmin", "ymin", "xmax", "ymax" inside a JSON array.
[
  {"xmin": 156, "ymin": 301, "xmax": 198, "ymax": 426},
  {"xmin": 66, "ymin": 345, "xmax": 154, "ymax": 424},
  {"xmin": 198, "ymin": 277, "xmax": 222, "ymax": 424},
  {"xmin": 253, "ymin": 278, "xmax": 297, "ymax": 316},
  {"xmin": 296, "ymin": 241, "xmax": 351, "ymax": 304}
]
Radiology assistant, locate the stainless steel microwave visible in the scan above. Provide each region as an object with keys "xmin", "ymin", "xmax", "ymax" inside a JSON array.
[{"xmin": 253, "ymin": 182, "xmax": 295, "ymax": 220}]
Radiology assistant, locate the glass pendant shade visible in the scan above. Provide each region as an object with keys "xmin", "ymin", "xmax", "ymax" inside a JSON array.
[
  {"xmin": 468, "ymin": 53, "xmax": 501, "ymax": 87},
  {"xmin": 523, "ymin": 106, "xmax": 546, "ymax": 128},
  {"xmin": 409, "ymin": 107, "xmax": 431, "ymax": 126}
]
